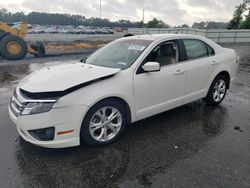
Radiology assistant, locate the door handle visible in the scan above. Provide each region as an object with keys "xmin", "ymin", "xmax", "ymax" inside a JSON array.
[
  {"xmin": 211, "ymin": 61, "xmax": 219, "ymax": 65},
  {"xmin": 174, "ymin": 69, "xmax": 185, "ymax": 75}
]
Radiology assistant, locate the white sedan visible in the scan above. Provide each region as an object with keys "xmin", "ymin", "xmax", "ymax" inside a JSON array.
[{"xmin": 9, "ymin": 34, "xmax": 239, "ymax": 148}]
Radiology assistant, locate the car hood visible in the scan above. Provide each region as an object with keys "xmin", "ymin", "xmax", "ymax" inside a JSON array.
[{"xmin": 19, "ymin": 62, "xmax": 120, "ymax": 93}]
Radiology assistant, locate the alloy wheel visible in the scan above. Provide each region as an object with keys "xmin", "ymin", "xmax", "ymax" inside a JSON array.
[
  {"xmin": 89, "ymin": 106, "xmax": 122, "ymax": 142},
  {"xmin": 213, "ymin": 79, "xmax": 226, "ymax": 102}
]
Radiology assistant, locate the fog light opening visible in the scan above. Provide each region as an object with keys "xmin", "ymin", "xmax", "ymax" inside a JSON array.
[{"xmin": 28, "ymin": 127, "xmax": 55, "ymax": 141}]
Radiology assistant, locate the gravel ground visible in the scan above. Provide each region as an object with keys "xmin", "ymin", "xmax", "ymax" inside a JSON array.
[{"xmin": 23, "ymin": 33, "xmax": 124, "ymax": 56}]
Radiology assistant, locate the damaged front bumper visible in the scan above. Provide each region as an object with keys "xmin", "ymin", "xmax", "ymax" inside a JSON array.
[{"xmin": 8, "ymin": 87, "xmax": 88, "ymax": 148}]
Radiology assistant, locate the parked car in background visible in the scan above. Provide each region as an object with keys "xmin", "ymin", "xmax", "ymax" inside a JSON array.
[
  {"xmin": 115, "ymin": 28, "xmax": 123, "ymax": 32},
  {"xmin": 27, "ymin": 25, "xmax": 115, "ymax": 34},
  {"xmin": 9, "ymin": 34, "xmax": 239, "ymax": 148}
]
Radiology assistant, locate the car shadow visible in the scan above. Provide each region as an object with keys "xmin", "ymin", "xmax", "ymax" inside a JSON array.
[{"xmin": 15, "ymin": 100, "xmax": 228, "ymax": 187}]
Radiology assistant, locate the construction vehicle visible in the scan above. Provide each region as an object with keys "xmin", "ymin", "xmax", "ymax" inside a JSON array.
[{"xmin": 0, "ymin": 21, "xmax": 45, "ymax": 60}]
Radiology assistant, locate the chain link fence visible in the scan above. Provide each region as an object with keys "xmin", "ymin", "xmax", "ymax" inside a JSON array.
[{"xmin": 127, "ymin": 28, "xmax": 250, "ymax": 43}]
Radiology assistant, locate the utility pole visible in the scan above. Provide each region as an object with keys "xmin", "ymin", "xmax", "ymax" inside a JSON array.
[
  {"xmin": 142, "ymin": 9, "xmax": 145, "ymax": 25},
  {"xmin": 142, "ymin": 9, "xmax": 146, "ymax": 33},
  {"xmin": 100, "ymin": 0, "xmax": 102, "ymax": 19}
]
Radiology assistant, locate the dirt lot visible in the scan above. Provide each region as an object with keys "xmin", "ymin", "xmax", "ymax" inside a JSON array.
[
  {"xmin": 25, "ymin": 33, "xmax": 124, "ymax": 43},
  {"xmin": 0, "ymin": 33, "xmax": 125, "ymax": 63},
  {"xmin": 0, "ymin": 42, "xmax": 250, "ymax": 188},
  {"xmin": 25, "ymin": 33, "xmax": 125, "ymax": 55}
]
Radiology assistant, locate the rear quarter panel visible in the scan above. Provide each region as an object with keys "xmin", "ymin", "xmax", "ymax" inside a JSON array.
[{"xmin": 207, "ymin": 48, "xmax": 238, "ymax": 89}]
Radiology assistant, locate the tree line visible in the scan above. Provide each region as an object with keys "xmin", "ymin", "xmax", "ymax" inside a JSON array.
[
  {"xmin": 0, "ymin": 9, "xmax": 138, "ymax": 27},
  {"xmin": 0, "ymin": 4, "xmax": 250, "ymax": 29},
  {"xmin": 0, "ymin": 8, "xmax": 227, "ymax": 29},
  {"xmin": 228, "ymin": 0, "xmax": 250, "ymax": 29},
  {"xmin": 0, "ymin": 8, "xmax": 172, "ymax": 28}
]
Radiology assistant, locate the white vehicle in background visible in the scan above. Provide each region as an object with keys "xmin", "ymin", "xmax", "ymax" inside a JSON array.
[
  {"xmin": 57, "ymin": 28, "xmax": 69, "ymax": 34},
  {"xmin": 9, "ymin": 34, "xmax": 239, "ymax": 148}
]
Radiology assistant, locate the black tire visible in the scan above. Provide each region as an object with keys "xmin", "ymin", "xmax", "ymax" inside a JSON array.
[
  {"xmin": 0, "ymin": 30, "xmax": 8, "ymax": 41},
  {"xmin": 204, "ymin": 75, "xmax": 227, "ymax": 106},
  {"xmin": 80, "ymin": 99, "xmax": 127, "ymax": 146},
  {"xmin": 30, "ymin": 42, "xmax": 45, "ymax": 58},
  {"xmin": 0, "ymin": 31, "xmax": 6, "ymax": 58},
  {"xmin": 0, "ymin": 35, "xmax": 27, "ymax": 60}
]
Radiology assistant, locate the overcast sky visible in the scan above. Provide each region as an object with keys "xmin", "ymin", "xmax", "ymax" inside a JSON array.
[{"xmin": 0, "ymin": 0, "xmax": 241, "ymax": 26}]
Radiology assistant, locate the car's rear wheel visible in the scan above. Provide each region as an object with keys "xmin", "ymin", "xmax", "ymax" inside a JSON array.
[
  {"xmin": 204, "ymin": 75, "xmax": 227, "ymax": 106},
  {"xmin": 80, "ymin": 100, "xmax": 126, "ymax": 146}
]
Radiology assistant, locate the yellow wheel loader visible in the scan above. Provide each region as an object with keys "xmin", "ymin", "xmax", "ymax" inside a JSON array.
[{"xmin": 0, "ymin": 21, "xmax": 45, "ymax": 60}]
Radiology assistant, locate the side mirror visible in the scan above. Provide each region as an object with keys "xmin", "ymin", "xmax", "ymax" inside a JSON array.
[{"xmin": 142, "ymin": 62, "xmax": 160, "ymax": 72}]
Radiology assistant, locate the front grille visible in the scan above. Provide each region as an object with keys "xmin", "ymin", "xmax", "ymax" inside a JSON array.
[
  {"xmin": 10, "ymin": 87, "xmax": 57, "ymax": 117},
  {"xmin": 10, "ymin": 89, "xmax": 27, "ymax": 117},
  {"xmin": 10, "ymin": 96, "xmax": 23, "ymax": 117}
]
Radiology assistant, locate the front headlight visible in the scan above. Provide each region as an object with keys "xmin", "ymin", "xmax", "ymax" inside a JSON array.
[{"xmin": 21, "ymin": 102, "xmax": 55, "ymax": 115}]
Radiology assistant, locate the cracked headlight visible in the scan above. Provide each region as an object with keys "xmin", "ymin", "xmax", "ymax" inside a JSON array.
[{"xmin": 21, "ymin": 102, "xmax": 55, "ymax": 115}]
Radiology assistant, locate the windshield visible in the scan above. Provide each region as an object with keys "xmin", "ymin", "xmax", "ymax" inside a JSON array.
[{"xmin": 86, "ymin": 39, "xmax": 152, "ymax": 69}]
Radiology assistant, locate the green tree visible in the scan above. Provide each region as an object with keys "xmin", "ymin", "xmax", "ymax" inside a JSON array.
[
  {"xmin": 0, "ymin": 8, "xmax": 139, "ymax": 28},
  {"xmin": 242, "ymin": 16, "xmax": 250, "ymax": 29},
  {"xmin": 181, "ymin": 24, "xmax": 189, "ymax": 28},
  {"xmin": 228, "ymin": 0, "xmax": 248, "ymax": 29},
  {"xmin": 136, "ymin": 21, "xmax": 144, "ymax": 28},
  {"xmin": 192, "ymin": 22, "xmax": 206, "ymax": 29},
  {"xmin": 146, "ymin": 18, "xmax": 169, "ymax": 28}
]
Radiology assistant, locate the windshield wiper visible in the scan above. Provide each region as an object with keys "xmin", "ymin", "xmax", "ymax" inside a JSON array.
[{"xmin": 80, "ymin": 56, "xmax": 87, "ymax": 63}]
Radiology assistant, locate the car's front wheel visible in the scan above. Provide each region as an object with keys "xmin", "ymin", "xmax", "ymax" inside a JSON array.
[
  {"xmin": 80, "ymin": 100, "xmax": 126, "ymax": 146},
  {"xmin": 204, "ymin": 75, "xmax": 227, "ymax": 106}
]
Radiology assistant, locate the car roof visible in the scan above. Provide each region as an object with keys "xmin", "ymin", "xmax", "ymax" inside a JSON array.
[
  {"xmin": 126, "ymin": 34, "xmax": 206, "ymax": 41},
  {"xmin": 124, "ymin": 33, "xmax": 223, "ymax": 51}
]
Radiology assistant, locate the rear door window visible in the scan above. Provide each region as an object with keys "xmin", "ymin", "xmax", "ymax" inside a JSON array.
[
  {"xmin": 207, "ymin": 45, "xmax": 215, "ymax": 56},
  {"xmin": 183, "ymin": 39, "xmax": 214, "ymax": 60}
]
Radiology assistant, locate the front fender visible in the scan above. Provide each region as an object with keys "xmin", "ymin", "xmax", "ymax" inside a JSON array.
[{"xmin": 53, "ymin": 70, "xmax": 136, "ymax": 122}]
